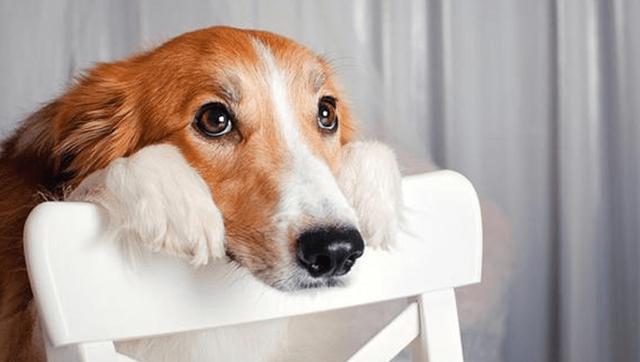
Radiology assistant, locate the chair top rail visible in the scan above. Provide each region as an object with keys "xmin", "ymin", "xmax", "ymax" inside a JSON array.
[{"xmin": 24, "ymin": 170, "xmax": 482, "ymax": 347}]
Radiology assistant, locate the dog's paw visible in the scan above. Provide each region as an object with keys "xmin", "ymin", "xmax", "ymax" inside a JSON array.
[
  {"xmin": 68, "ymin": 144, "xmax": 225, "ymax": 266},
  {"xmin": 338, "ymin": 141, "xmax": 402, "ymax": 248}
]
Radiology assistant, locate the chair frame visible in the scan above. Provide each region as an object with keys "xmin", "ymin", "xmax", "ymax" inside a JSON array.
[{"xmin": 24, "ymin": 170, "xmax": 482, "ymax": 362}]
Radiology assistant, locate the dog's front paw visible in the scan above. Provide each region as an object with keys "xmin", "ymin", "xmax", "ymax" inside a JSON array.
[
  {"xmin": 338, "ymin": 141, "xmax": 402, "ymax": 248},
  {"xmin": 68, "ymin": 144, "xmax": 225, "ymax": 266}
]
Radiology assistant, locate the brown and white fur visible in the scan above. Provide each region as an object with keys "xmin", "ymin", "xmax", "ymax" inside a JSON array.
[{"xmin": 0, "ymin": 26, "xmax": 401, "ymax": 361}]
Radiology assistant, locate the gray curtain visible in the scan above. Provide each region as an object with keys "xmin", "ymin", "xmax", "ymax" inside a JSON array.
[{"xmin": 1, "ymin": 1, "xmax": 638, "ymax": 361}]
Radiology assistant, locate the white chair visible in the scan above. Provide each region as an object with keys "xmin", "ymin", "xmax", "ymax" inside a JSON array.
[{"xmin": 24, "ymin": 170, "xmax": 482, "ymax": 362}]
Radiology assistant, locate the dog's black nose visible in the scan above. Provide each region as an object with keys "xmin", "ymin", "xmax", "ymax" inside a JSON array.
[{"xmin": 296, "ymin": 227, "xmax": 365, "ymax": 278}]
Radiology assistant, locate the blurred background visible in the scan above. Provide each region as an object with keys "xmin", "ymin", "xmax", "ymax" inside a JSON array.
[{"xmin": 1, "ymin": 1, "xmax": 638, "ymax": 361}]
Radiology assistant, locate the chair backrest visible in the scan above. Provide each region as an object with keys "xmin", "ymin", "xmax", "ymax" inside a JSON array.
[{"xmin": 24, "ymin": 170, "xmax": 482, "ymax": 348}]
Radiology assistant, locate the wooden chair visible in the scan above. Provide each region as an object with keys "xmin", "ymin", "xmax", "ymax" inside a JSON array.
[{"xmin": 24, "ymin": 170, "xmax": 482, "ymax": 361}]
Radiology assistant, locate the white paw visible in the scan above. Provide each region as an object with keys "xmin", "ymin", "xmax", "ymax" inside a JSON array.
[
  {"xmin": 338, "ymin": 141, "xmax": 402, "ymax": 248},
  {"xmin": 68, "ymin": 144, "xmax": 225, "ymax": 266}
]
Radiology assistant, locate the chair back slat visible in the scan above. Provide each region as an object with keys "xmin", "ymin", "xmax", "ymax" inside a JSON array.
[{"xmin": 24, "ymin": 171, "xmax": 482, "ymax": 347}]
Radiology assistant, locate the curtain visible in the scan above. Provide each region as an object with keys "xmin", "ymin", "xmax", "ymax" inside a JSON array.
[{"xmin": 1, "ymin": 1, "xmax": 638, "ymax": 361}]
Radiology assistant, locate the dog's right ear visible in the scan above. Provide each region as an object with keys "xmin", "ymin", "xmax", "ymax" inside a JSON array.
[
  {"xmin": 9, "ymin": 63, "xmax": 144, "ymax": 191},
  {"xmin": 50, "ymin": 64, "xmax": 144, "ymax": 186}
]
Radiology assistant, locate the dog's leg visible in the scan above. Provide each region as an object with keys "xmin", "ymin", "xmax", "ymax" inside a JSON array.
[
  {"xmin": 68, "ymin": 144, "xmax": 225, "ymax": 266},
  {"xmin": 337, "ymin": 141, "xmax": 402, "ymax": 248}
]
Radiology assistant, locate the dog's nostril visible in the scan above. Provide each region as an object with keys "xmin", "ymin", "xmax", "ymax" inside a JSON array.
[
  {"xmin": 310, "ymin": 254, "xmax": 333, "ymax": 275},
  {"xmin": 334, "ymin": 250, "xmax": 362, "ymax": 276},
  {"xmin": 296, "ymin": 226, "xmax": 365, "ymax": 278},
  {"xmin": 345, "ymin": 253, "xmax": 358, "ymax": 265}
]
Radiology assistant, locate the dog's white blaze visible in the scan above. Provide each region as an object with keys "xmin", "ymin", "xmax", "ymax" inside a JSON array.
[{"xmin": 253, "ymin": 40, "xmax": 358, "ymax": 238}]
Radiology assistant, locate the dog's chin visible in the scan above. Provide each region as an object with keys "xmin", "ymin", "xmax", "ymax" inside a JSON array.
[
  {"xmin": 273, "ymin": 275, "xmax": 345, "ymax": 292},
  {"xmin": 250, "ymin": 265, "xmax": 349, "ymax": 292}
]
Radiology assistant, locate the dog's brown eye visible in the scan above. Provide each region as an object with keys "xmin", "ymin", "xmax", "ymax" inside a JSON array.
[
  {"xmin": 317, "ymin": 97, "xmax": 338, "ymax": 132},
  {"xmin": 194, "ymin": 102, "xmax": 233, "ymax": 137}
]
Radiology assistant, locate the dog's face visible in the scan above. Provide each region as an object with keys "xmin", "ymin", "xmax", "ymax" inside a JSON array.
[
  {"xmin": 165, "ymin": 28, "xmax": 363, "ymax": 289},
  {"xmin": 37, "ymin": 27, "xmax": 364, "ymax": 290}
]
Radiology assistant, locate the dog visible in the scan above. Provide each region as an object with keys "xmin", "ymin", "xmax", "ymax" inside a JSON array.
[{"xmin": 0, "ymin": 26, "xmax": 402, "ymax": 361}]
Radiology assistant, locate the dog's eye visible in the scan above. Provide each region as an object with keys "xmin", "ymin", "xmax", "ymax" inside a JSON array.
[
  {"xmin": 194, "ymin": 102, "xmax": 233, "ymax": 137},
  {"xmin": 317, "ymin": 97, "xmax": 338, "ymax": 133}
]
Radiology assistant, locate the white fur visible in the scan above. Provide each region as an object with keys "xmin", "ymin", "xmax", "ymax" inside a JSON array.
[
  {"xmin": 338, "ymin": 141, "xmax": 403, "ymax": 248},
  {"xmin": 68, "ymin": 144, "xmax": 225, "ymax": 266},
  {"xmin": 252, "ymin": 40, "xmax": 362, "ymax": 290},
  {"xmin": 253, "ymin": 40, "xmax": 359, "ymax": 234}
]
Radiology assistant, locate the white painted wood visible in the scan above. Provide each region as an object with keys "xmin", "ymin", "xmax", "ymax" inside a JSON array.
[
  {"xmin": 412, "ymin": 289, "xmax": 464, "ymax": 362},
  {"xmin": 24, "ymin": 170, "xmax": 482, "ymax": 355},
  {"xmin": 44, "ymin": 334, "xmax": 125, "ymax": 362},
  {"xmin": 347, "ymin": 302, "xmax": 420, "ymax": 362},
  {"xmin": 116, "ymin": 353, "xmax": 138, "ymax": 362}
]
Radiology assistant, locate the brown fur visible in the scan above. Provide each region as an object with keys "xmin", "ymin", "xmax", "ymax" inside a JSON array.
[{"xmin": 0, "ymin": 26, "xmax": 355, "ymax": 360}]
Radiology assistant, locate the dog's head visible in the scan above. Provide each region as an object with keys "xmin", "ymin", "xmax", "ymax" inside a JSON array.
[
  {"xmin": 19, "ymin": 27, "xmax": 365, "ymax": 290},
  {"xmin": 162, "ymin": 28, "xmax": 365, "ymax": 289}
]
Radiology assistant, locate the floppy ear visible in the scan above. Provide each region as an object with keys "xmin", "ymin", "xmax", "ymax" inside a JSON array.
[
  {"xmin": 4, "ymin": 64, "xmax": 141, "ymax": 194},
  {"xmin": 49, "ymin": 65, "xmax": 142, "ymax": 187}
]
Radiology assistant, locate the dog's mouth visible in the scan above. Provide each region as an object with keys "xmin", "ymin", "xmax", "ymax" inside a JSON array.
[
  {"xmin": 226, "ymin": 250, "xmax": 354, "ymax": 292},
  {"xmin": 272, "ymin": 268, "xmax": 350, "ymax": 291},
  {"xmin": 271, "ymin": 272, "xmax": 348, "ymax": 292}
]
